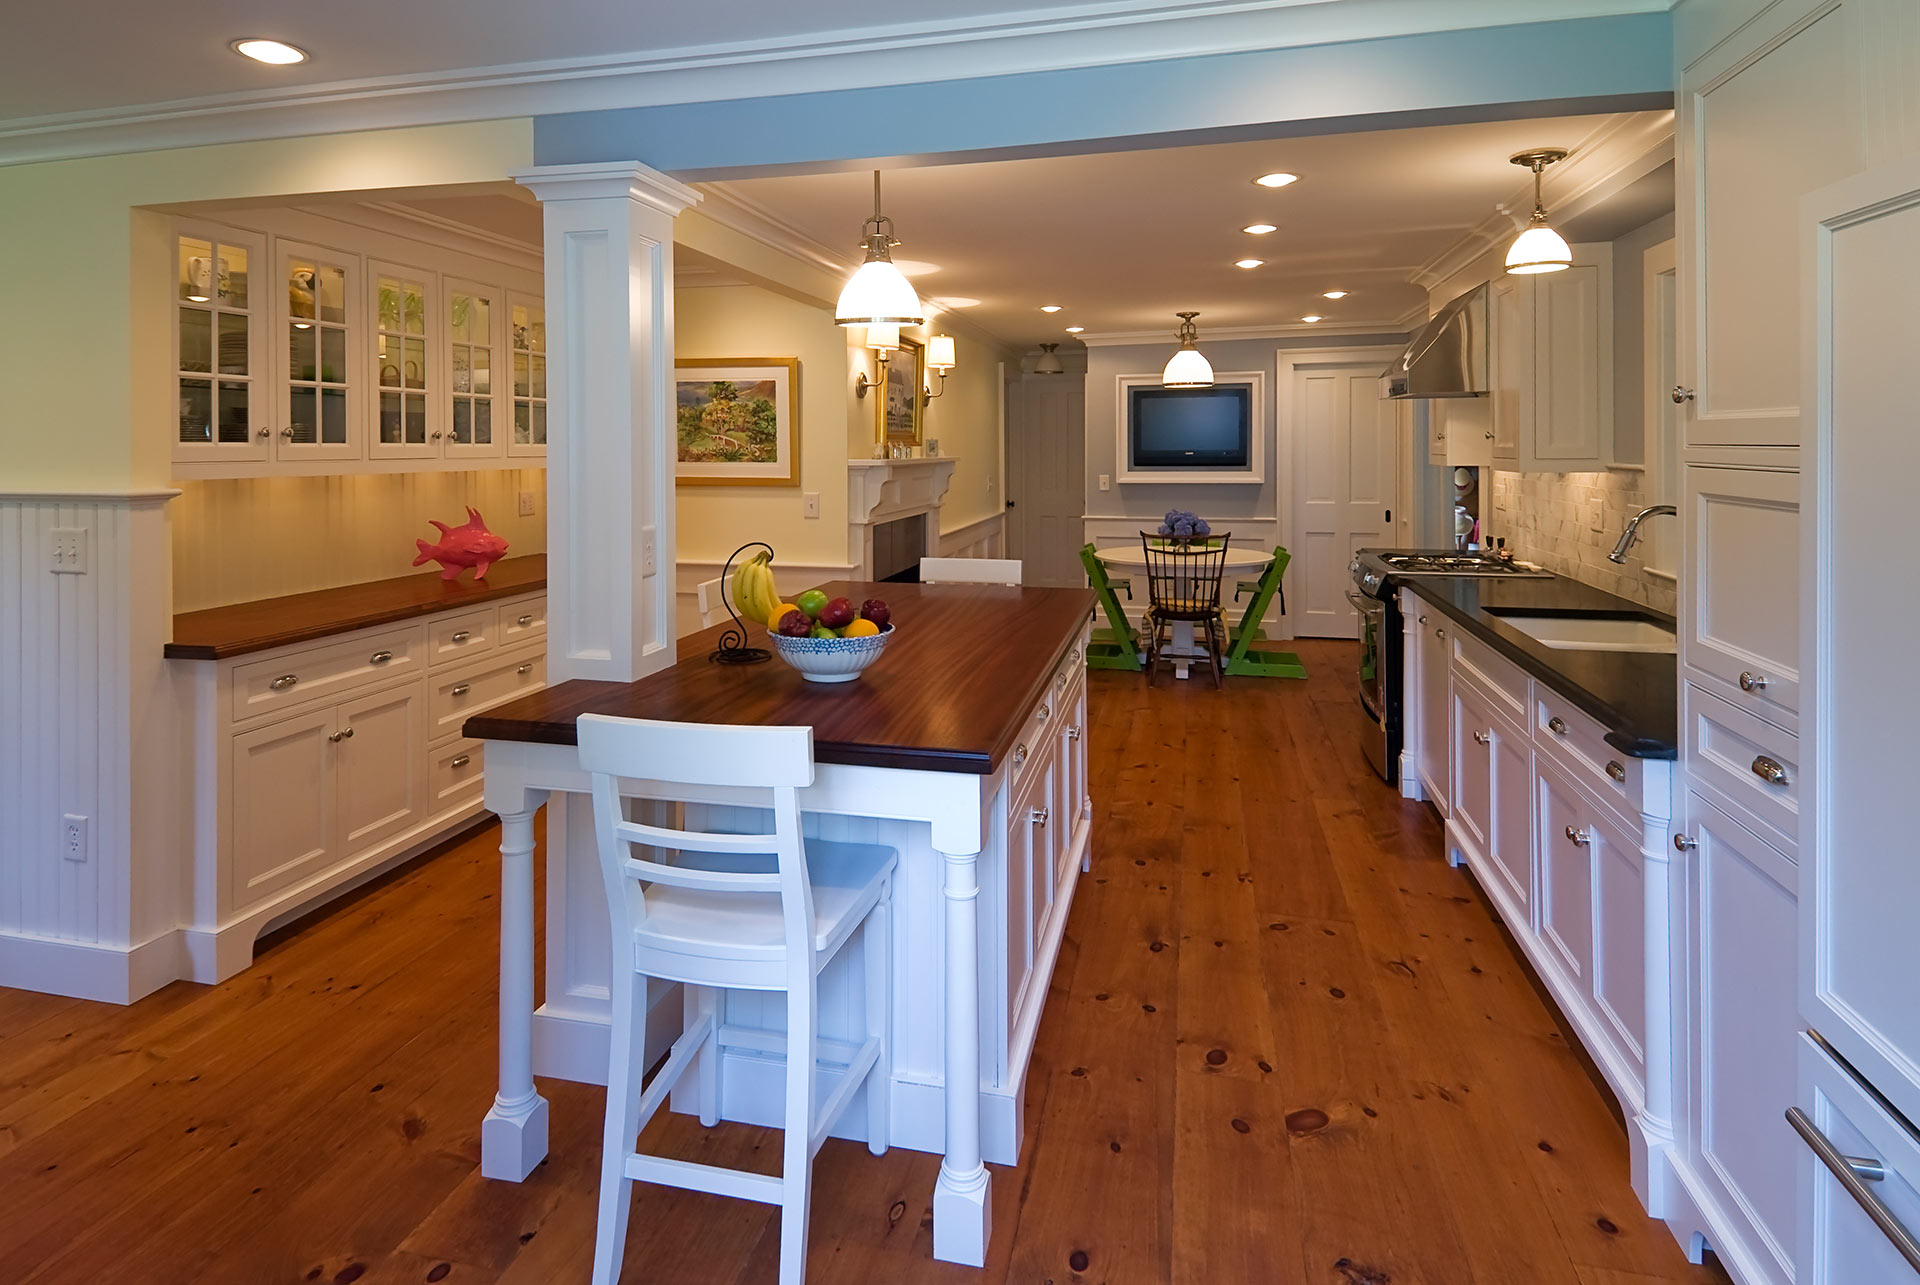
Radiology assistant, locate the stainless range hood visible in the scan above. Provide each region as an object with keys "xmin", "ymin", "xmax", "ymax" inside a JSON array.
[{"xmin": 1382, "ymin": 282, "xmax": 1487, "ymax": 399}]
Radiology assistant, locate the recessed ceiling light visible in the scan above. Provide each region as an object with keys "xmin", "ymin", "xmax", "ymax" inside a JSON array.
[
  {"xmin": 1242, "ymin": 223, "xmax": 1277, "ymax": 235},
  {"xmin": 1235, "ymin": 259, "xmax": 1264, "ymax": 270},
  {"xmin": 1065, "ymin": 326, "xmax": 1085, "ymax": 334},
  {"xmin": 1253, "ymin": 172, "xmax": 1298, "ymax": 188},
  {"xmin": 1040, "ymin": 304, "xmax": 1063, "ymax": 313},
  {"xmin": 1301, "ymin": 315, "xmax": 1324, "ymax": 323},
  {"xmin": 231, "ymin": 38, "xmax": 308, "ymax": 65},
  {"xmin": 1322, "ymin": 290, "xmax": 1349, "ymax": 300}
]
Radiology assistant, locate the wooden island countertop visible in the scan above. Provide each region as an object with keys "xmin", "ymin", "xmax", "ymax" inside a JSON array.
[
  {"xmin": 166, "ymin": 555, "xmax": 547, "ymax": 660},
  {"xmin": 464, "ymin": 580, "xmax": 1096, "ymax": 774}
]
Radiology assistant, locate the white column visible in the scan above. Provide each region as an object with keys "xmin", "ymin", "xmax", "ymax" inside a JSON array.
[
  {"xmin": 1634, "ymin": 759, "xmax": 1679, "ymax": 1212},
  {"xmin": 482, "ymin": 798, "xmax": 550, "ymax": 1179},
  {"xmin": 512, "ymin": 162, "xmax": 702, "ymax": 684},
  {"xmin": 933, "ymin": 843, "xmax": 991, "ymax": 1266}
]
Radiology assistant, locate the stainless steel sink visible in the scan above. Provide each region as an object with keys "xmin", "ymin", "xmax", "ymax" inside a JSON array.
[{"xmin": 1484, "ymin": 611, "xmax": 1677, "ymax": 653}]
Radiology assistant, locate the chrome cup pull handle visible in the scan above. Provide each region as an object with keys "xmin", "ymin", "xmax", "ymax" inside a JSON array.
[
  {"xmin": 517, "ymin": 614, "xmax": 534, "ymax": 626},
  {"xmin": 1547, "ymin": 716, "xmax": 1567, "ymax": 735},
  {"xmin": 517, "ymin": 663, "xmax": 534, "ymax": 675},
  {"xmin": 1752, "ymin": 754, "xmax": 1789, "ymax": 786},
  {"xmin": 450, "ymin": 683, "xmax": 470, "ymax": 697},
  {"xmin": 1606, "ymin": 760, "xmax": 1627, "ymax": 783},
  {"xmin": 369, "ymin": 650, "xmax": 392, "ymax": 665},
  {"xmin": 270, "ymin": 674, "xmax": 298, "ymax": 691},
  {"xmin": 451, "ymin": 630, "xmax": 471, "ymax": 644},
  {"xmin": 449, "ymin": 754, "xmax": 471, "ymax": 769}
]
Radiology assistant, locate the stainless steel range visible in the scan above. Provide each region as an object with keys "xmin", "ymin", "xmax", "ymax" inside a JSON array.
[{"xmin": 1346, "ymin": 549, "xmax": 1552, "ymax": 781}]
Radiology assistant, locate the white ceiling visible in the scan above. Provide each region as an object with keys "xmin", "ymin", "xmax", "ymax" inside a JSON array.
[{"xmin": 708, "ymin": 111, "xmax": 1672, "ymax": 347}]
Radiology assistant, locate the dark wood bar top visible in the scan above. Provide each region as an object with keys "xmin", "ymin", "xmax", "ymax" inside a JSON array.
[
  {"xmin": 166, "ymin": 555, "xmax": 547, "ymax": 660},
  {"xmin": 465, "ymin": 581, "xmax": 1096, "ymax": 775}
]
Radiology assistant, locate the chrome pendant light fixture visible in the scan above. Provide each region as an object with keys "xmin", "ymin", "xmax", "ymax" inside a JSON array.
[
  {"xmin": 1504, "ymin": 148, "xmax": 1573, "ymax": 275},
  {"xmin": 1161, "ymin": 312, "xmax": 1214, "ymax": 387},
  {"xmin": 835, "ymin": 171, "xmax": 926, "ymax": 327},
  {"xmin": 1033, "ymin": 343, "xmax": 1065, "ymax": 376}
]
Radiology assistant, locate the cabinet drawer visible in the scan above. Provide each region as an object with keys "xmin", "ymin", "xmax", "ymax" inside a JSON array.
[
  {"xmin": 429, "ymin": 607, "xmax": 497, "ymax": 667},
  {"xmin": 1534, "ymin": 689, "xmax": 1638, "ymax": 816},
  {"xmin": 1798, "ymin": 1034, "xmax": 1920, "ymax": 1285},
  {"xmin": 1452, "ymin": 630, "xmax": 1529, "ymax": 719},
  {"xmin": 1683, "ymin": 465, "xmax": 1799, "ymax": 729},
  {"xmin": 1683, "ymin": 681, "xmax": 1798, "ymax": 859},
  {"xmin": 430, "ymin": 647, "xmax": 545, "ymax": 740},
  {"xmin": 499, "ymin": 595, "xmax": 547, "ymax": 646},
  {"xmin": 230, "ymin": 626, "xmax": 423, "ymax": 723},
  {"xmin": 429, "ymin": 737, "xmax": 485, "ymax": 813}
]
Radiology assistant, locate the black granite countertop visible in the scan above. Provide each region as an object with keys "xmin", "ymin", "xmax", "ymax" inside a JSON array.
[{"xmin": 1388, "ymin": 568, "xmax": 1678, "ymax": 759}]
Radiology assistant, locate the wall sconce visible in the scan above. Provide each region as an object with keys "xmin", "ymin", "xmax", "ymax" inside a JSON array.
[
  {"xmin": 922, "ymin": 333, "xmax": 957, "ymax": 406},
  {"xmin": 856, "ymin": 323, "xmax": 899, "ymax": 398}
]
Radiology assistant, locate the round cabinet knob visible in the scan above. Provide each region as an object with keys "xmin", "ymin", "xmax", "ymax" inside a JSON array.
[
  {"xmin": 1014, "ymin": 743, "xmax": 1028, "ymax": 765},
  {"xmin": 1672, "ymin": 386, "xmax": 1696, "ymax": 404},
  {"xmin": 517, "ymin": 663, "xmax": 534, "ymax": 675},
  {"xmin": 1037, "ymin": 703, "xmax": 1050, "ymax": 721},
  {"xmin": 280, "ymin": 427, "xmax": 295, "ymax": 440},
  {"xmin": 1564, "ymin": 826, "xmax": 1591, "ymax": 846},
  {"xmin": 256, "ymin": 427, "xmax": 271, "ymax": 439},
  {"xmin": 328, "ymin": 727, "xmax": 355, "ymax": 743},
  {"xmin": 1418, "ymin": 615, "xmax": 1428, "ymax": 624},
  {"xmin": 1436, "ymin": 628, "xmax": 1446, "ymax": 639},
  {"xmin": 1547, "ymin": 716, "xmax": 1568, "ymax": 736},
  {"xmin": 1674, "ymin": 833, "xmax": 1699, "ymax": 852},
  {"xmin": 1739, "ymin": 671, "xmax": 1769, "ymax": 693},
  {"xmin": 1606, "ymin": 760, "xmax": 1627, "ymax": 784}
]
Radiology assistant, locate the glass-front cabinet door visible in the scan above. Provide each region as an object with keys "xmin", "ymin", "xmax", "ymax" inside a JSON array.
[
  {"xmin": 173, "ymin": 225, "xmax": 269, "ymax": 462},
  {"xmin": 507, "ymin": 294, "xmax": 547, "ymax": 458},
  {"xmin": 276, "ymin": 240, "xmax": 360, "ymax": 461},
  {"xmin": 445, "ymin": 279, "xmax": 504, "ymax": 460},
  {"xmin": 369, "ymin": 262, "xmax": 436, "ymax": 460}
]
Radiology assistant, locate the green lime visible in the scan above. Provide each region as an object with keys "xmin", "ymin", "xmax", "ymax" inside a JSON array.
[{"xmin": 795, "ymin": 588, "xmax": 829, "ymax": 620}]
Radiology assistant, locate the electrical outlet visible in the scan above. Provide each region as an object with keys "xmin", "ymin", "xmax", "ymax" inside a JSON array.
[
  {"xmin": 803, "ymin": 492, "xmax": 820, "ymax": 519},
  {"xmin": 641, "ymin": 525, "xmax": 657, "ymax": 576},
  {"xmin": 62, "ymin": 814, "xmax": 88, "ymax": 863},
  {"xmin": 517, "ymin": 491, "xmax": 536, "ymax": 517},
  {"xmin": 1098, "ymin": 474, "xmax": 1111, "ymax": 491},
  {"xmin": 50, "ymin": 527, "xmax": 88, "ymax": 575}
]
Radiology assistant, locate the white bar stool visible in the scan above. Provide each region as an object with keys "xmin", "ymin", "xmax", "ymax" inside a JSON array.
[{"xmin": 577, "ymin": 713, "xmax": 897, "ymax": 1285}]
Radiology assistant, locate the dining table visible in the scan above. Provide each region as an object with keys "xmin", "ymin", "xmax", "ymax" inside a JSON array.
[{"xmin": 1093, "ymin": 542, "xmax": 1273, "ymax": 679}]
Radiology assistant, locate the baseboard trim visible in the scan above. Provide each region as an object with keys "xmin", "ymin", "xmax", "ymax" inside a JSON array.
[{"xmin": 0, "ymin": 927, "xmax": 188, "ymax": 1004}]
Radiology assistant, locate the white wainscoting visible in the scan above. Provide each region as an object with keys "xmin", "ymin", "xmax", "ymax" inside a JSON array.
[
  {"xmin": 0, "ymin": 491, "xmax": 188, "ymax": 1003},
  {"xmin": 938, "ymin": 512, "xmax": 1007, "ymax": 560}
]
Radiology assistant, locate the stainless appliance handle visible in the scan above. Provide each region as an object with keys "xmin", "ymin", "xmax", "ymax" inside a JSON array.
[
  {"xmin": 1787, "ymin": 1107, "xmax": 1920, "ymax": 1273},
  {"xmin": 1344, "ymin": 590, "xmax": 1379, "ymax": 615}
]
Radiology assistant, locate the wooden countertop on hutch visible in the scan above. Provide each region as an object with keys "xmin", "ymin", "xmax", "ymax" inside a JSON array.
[
  {"xmin": 465, "ymin": 581, "xmax": 1097, "ymax": 775},
  {"xmin": 165, "ymin": 556, "xmax": 547, "ymax": 660}
]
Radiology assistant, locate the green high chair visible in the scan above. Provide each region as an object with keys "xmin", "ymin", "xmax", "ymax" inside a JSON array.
[
  {"xmin": 1079, "ymin": 543, "xmax": 1143, "ymax": 670},
  {"xmin": 1223, "ymin": 547, "xmax": 1307, "ymax": 679}
]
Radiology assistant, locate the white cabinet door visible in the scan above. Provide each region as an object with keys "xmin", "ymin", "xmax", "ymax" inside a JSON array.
[
  {"xmin": 1801, "ymin": 149, "xmax": 1920, "ymax": 1127},
  {"xmin": 1489, "ymin": 272, "xmax": 1532, "ymax": 464},
  {"xmin": 1450, "ymin": 681, "xmax": 1493, "ymax": 863},
  {"xmin": 172, "ymin": 222, "xmax": 271, "ymax": 465},
  {"xmin": 1533, "ymin": 250, "xmax": 1612, "ymax": 466},
  {"xmin": 1683, "ymin": 787, "xmax": 1800, "ymax": 1285},
  {"xmin": 1487, "ymin": 717, "xmax": 1533, "ymax": 927},
  {"xmin": 1005, "ymin": 748, "xmax": 1054, "ymax": 1023},
  {"xmin": 1682, "ymin": 465, "xmax": 1800, "ymax": 730},
  {"xmin": 1797, "ymin": 1034, "xmax": 1920, "ymax": 1285},
  {"xmin": 1588, "ymin": 804, "xmax": 1647, "ymax": 1088},
  {"xmin": 335, "ymin": 684, "xmax": 427, "ymax": 854},
  {"xmin": 275, "ymin": 239, "xmax": 363, "ymax": 463},
  {"xmin": 230, "ymin": 707, "xmax": 337, "ymax": 912},
  {"xmin": 1537, "ymin": 762, "xmax": 1593, "ymax": 985},
  {"xmin": 1416, "ymin": 611, "xmax": 1450, "ymax": 811},
  {"xmin": 1679, "ymin": 0, "xmax": 1862, "ymax": 450}
]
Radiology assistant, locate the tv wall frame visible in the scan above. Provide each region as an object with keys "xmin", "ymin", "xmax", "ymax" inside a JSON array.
[{"xmin": 1114, "ymin": 371, "xmax": 1266, "ymax": 485}]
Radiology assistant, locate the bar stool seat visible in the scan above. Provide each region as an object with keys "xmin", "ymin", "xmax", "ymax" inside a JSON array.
[{"xmin": 636, "ymin": 841, "xmax": 893, "ymax": 969}]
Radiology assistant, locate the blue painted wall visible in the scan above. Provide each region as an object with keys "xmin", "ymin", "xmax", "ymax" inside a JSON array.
[{"xmin": 534, "ymin": 14, "xmax": 1672, "ymax": 178}]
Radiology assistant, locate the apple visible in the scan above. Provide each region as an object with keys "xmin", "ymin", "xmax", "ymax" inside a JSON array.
[
  {"xmin": 795, "ymin": 588, "xmax": 829, "ymax": 620},
  {"xmin": 860, "ymin": 598, "xmax": 891, "ymax": 630},
  {"xmin": 776, "ymin": 609, "xmax": 812, "ymax": 638},
  {"xmin": 810, "ymin": 622, "xmax": 839, "ymax": 639},
  {"xmin": 820, "ymin": 597, "xmax": 856, "ymax": 629}
]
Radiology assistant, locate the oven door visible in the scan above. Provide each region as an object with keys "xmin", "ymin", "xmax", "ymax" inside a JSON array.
[{"xmin": 1346, "ymin": 589, "xmax": 1392, "ymax": 778}]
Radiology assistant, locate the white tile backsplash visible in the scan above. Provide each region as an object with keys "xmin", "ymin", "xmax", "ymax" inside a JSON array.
[{"xmin": 1488, "ymin": 469, "xmax": 1677, "ymax": 616}]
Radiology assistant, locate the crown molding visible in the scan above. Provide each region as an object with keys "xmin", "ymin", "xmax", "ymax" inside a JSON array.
[
  {"xmin": 1078, "ymin": 320, "xmax": 1410, "ymax": 346},
  {"xmin": 1395, "ymin": 299, "xmax": 1433, "ymax": 330},
  {"xmin": 1407, "ymin": 108, "xmax": 1674, "ymax": 292},
  {"xmin": 0, "ymin": 0, "xmax": 1670, "ymax": 167},
  {"xmin": 695, "ymin": 182, "xmax": 855, "ymax": 278}
]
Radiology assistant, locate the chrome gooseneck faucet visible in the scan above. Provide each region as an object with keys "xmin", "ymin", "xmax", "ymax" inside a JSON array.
[{"xmin": 1609, "ymin": 504, "xmax": 1676, "ymax": 563}]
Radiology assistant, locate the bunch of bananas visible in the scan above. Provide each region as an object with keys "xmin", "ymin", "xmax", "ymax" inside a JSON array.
[{"xmin": 729, "ymin": 549, "xmax": 785, "ymax": 626}]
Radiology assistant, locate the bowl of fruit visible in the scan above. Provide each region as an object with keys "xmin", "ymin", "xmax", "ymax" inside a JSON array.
[{"xmin": 764, "ymin": 591, "xmax": 895, "ymax": 683}]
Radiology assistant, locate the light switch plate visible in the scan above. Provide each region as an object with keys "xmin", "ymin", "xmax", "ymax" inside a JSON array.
[
  {"xmin": 803, "ymin": 492, "xmax": 820, "ymax": 518},
  {"xmin": 50, "ymin": 527, "xmax": 87, "ymax": 575},
  {"xmin": 1098, "ymin": 474, "xmax": 1111, "ymax": 491},
  {"xmin": 641, "ymin": 525, "xmax": 657, "ymax": 576},
  {"xmin": 517, "ymin": 491, "xmax": 536, "ymax": 517}
]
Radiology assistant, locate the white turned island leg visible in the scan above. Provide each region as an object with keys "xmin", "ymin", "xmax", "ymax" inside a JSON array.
[
  {"xmin": 483, "ymin": 801, "xmax": 551, "ymax": 1180},
  {"xmin": 933, "ymin": 843, "xmax": 991, "ymax": 1266}
]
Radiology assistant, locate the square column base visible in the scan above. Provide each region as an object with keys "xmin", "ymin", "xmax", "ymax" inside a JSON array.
[
  {"xmin": 932, "ymin": 1165, "xmax": 992, "ymax": 1266},
  {"xmin": 481, "ymin": 1093, "xmax": 550, "ymax": 1181}
]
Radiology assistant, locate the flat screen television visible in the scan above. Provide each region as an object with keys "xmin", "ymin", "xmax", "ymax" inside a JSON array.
[{"xmin": 1127, "ymin": 384, "xmax": 1253, "ymax": 469}]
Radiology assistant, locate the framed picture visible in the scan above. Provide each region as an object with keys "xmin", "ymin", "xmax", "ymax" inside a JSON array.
[
  {"xmin": 878, "ymin": 335, "xmax": 923, "ymax": 446},
  {"xmin": 674, "ymin": 357, "xmax": 800, "ymax": 486}
]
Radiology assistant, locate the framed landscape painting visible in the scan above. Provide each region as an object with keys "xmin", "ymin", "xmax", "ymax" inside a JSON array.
[
  {"xmin": 674, "ymin": 357, "xmax": 800, "ymax": 486},
  {"xmin": 878, "ymin": 335, "xmax": 923, "ymax": 446}
]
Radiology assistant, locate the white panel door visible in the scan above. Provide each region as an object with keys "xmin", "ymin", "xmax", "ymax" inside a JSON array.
[
  {"xmin": 1489, "ymin": 273, "xmax": 1533, "ymax": 463},
  {"xmin": 1797, "ymin": 1034, "xmax": 1920, "ymax": 1285},
  {"xmin": 1802, "ymin": 152, "xmax": 1920, "ymax": 1127},
  {"xmin": 1008, "ymin": 375, "xmax": 1085, "ymax": 588},
  {"xmin": 1533, "ymin": 251, "xmax": 1612, "ymax": 465},
  {"xmin": 230, "ymin": 708, "xmax": 337, "ymax": 912},
  {"xmin": 1416, "ymin": 611, "xmax": 1451, "ymax": 811},
  {"xmin": 1294, "ymin": 362, "xmax": 1396, "ymax": 638},
  {"xmin": 335, "ymin": 684, "xmax": 427, "ymax": 854},
  {"xmin": 1682, "ymin": 465, "xmax": 1801, "ymax": 730}
]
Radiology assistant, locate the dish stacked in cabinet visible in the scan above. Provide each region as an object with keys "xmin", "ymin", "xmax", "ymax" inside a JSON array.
[
  {"xmin": 179, "ymin": 591, "xmax": 546, "ymax": 983},
  {"xmin": 1402, "ymin": 591, "xmax": 1679, "ymax": 1209}
]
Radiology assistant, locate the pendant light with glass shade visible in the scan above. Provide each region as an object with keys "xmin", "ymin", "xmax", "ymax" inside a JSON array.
[
  {"xmin": 1161, "ymin": 312, "xmax": 1214, "ymax": 387},
  {"xmin": 835, "ymin": 172, "xmax": 926, "ymax": 327},
  {"xmin": 1504, "ymin": 148, "xmax": 1573, "ymax": 275}
]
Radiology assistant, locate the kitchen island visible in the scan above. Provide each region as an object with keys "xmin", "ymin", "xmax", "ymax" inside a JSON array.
[{"xmin": 466, "ymin": 581, "xmax": 1095, "ymax": 1268}]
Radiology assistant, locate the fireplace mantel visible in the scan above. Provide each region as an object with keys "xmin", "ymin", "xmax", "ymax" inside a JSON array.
[{"xmin": 847, "ymin": 458, "xmax": 958, "ymax": 578}]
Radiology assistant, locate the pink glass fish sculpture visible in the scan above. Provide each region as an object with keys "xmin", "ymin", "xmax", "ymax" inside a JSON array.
[{"xmin": 413, "ymin": 507, "xmax": 510, "ymax": 581}]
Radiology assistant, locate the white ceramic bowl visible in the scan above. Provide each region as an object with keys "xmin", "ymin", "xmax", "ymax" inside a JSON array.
[{"xmin": 766, "ymin": 623, "xmax": 895, "ymax": 683}]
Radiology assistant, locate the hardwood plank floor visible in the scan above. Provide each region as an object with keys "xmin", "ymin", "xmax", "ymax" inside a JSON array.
[{"xmin": 0, "ymin": 640, "xmax": 1728, "ymax": 1284}]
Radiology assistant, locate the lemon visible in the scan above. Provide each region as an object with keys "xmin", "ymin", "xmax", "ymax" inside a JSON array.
[{"xmin": 843, "ymin": 618, "xmax": 881, "ymax": 638}]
